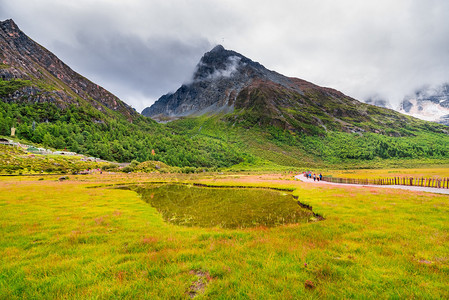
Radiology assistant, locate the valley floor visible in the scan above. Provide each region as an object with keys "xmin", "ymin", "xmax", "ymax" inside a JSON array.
[{"xmin": 0, "ymin": 172, "xmax": 448, "ymax": 298}]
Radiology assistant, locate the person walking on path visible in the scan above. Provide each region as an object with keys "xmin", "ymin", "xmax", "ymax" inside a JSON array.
[
  {"xmin": 319, "ymin": 173, "xmax": 322, "ymax": 181},
  {"xmin": 313, "ymin": 173, "xmax": 316, "ymax": 181}
]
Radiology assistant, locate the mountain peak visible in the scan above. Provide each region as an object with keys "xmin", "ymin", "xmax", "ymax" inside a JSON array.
[
  {"xmin": 142, "ymin": 45, "xmax": 427, "ymax": 137},
  {"xmin": 210, "ymin": 44, "xmax": 225, "ymax": 53},
  {"xmin": 0, "ymin": 19, "xmax": 20, "ymax": 34},
  {"xmin": 193, "ymin": 45, "xmax": 257, "ymax": 82},
  {"xmin": 142, "ymin": 46, "xmax": 306, "ymax": 119}
]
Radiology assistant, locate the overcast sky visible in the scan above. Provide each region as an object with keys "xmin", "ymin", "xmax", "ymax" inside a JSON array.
[{"xmin": 1, "ymin": 0, "xmax": 449, "ymax": 112}]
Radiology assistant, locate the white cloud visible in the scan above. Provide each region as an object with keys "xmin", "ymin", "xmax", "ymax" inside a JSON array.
[{"xmin": 199, "ymin": 56, "xmax": 243, "ymax": 81}]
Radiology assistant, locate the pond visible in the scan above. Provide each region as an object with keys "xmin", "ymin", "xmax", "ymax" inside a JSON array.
[{"xmin": 130, "ymin": 184, "xmax": 318, "ymax": 229}]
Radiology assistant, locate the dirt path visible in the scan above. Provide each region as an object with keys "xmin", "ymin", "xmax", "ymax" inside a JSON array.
[{"xmin": 295, "ymin": 174, "xmax": 449, "ymax": 195}]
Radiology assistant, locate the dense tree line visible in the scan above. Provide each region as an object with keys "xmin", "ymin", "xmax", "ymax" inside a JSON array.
[
  {"xmin": 269, "ymin": 128, "xmax": 449, "ymax": 162},
  {"xmin": 159, "ymin": 117, "xmax": 449, "ymax": 166},
  {"xmin": 0, "ymin": 101, "xmax": 245, "ymax": 167}
]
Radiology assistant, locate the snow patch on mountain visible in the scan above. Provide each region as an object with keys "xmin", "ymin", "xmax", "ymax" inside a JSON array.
[
  {"xmin": 399, "ymin": 99, "xmax": 449, "ymax": 122},
  {"xmin": 397, "ymin": 83, "xmax": 449, "ymax": 125}
]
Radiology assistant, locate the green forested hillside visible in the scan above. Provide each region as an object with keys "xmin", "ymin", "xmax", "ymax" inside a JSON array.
[
  {"xmin": 3, "ymin": 95, "xmax": 449, "ymax": 171},
  {"xmin": 0, "ymin": 100, "xmax": 247, "ymax": 168},
  {"xmin": 3, "ymin": 94, "xmax": 449, "ymax": 170},
  {"xmin": 166, "ymin": 115, "xmax": 449, "ymax": 169}
]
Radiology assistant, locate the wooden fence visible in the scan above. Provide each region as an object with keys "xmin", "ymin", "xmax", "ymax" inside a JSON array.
[{"xmin": 319, "ymin": 176, "xmax": 449, "ymax": 189}]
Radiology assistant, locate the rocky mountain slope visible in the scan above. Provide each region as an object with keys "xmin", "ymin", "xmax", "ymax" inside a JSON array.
[
  {"xmin": 143, "ymin": 45, "xmax": 438, "ymax": 136},
  {"xmin": 0, "ymin": 19, "xmax": 136, "ymax": 120},
  {"xmin": 142, "ymin": 45, "xmax": 300, "ymax": 119}
]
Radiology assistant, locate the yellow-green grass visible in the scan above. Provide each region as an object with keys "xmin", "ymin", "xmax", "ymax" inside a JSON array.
[
  {"xmin": 0, "ymin": 174, "xmax": 448, "ymax": 298},
  {"xmin": 323, "ymin": 167, "xmax": 449, "ymax": 180}
]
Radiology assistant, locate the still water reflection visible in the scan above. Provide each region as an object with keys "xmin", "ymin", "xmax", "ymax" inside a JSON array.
[{"xmin": 132, "ymin": 184, "xmax": 314, "ymax": 229}]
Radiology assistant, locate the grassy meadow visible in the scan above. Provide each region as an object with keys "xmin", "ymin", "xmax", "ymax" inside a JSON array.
[
  {"xmin": 322, "ymin": 166, "xmax": 449, "ymax": 180},
  {"xmin": 0, "ymin": 172, "xmax": 448, "ymax": 298}
]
